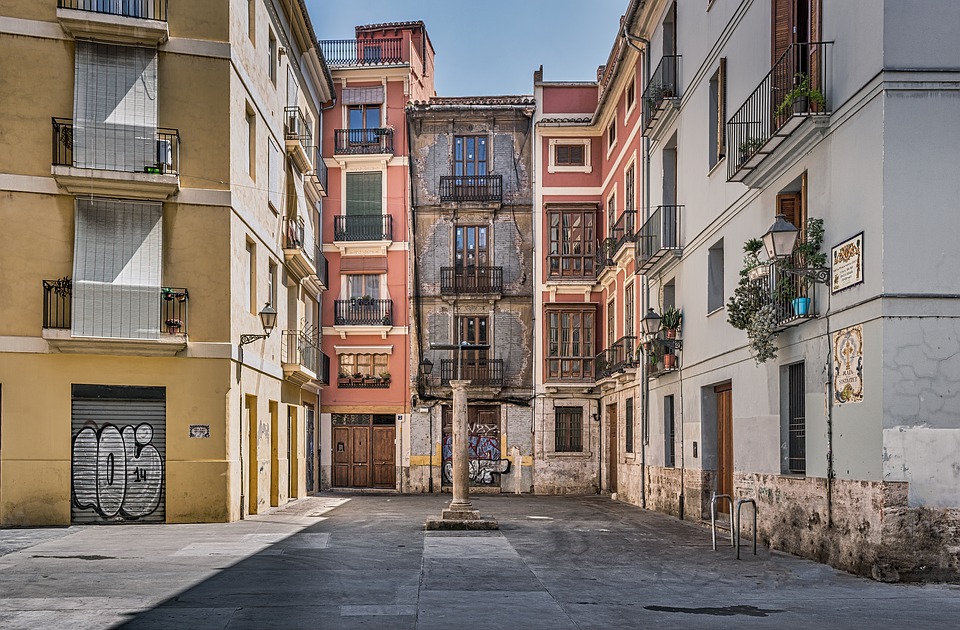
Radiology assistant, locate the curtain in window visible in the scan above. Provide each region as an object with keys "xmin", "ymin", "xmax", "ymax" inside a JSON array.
[
  {"xmin": 72, "ymin": 198, "xmax": 162, "ymax": 340},
  {"xmin": 74, "ymin": 42, "xmax": 158, "ymax": 172}
]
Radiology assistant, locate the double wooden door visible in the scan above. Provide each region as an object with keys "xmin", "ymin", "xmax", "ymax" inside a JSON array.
[{"xmin": 333, "ymin": 416, "xmax": 395, "ymax": 489}]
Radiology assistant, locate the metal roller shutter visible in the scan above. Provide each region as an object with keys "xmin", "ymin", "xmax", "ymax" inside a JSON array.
[{"xmin": 71, "ymin": 388, "xmax": 166, "ymax": 524}]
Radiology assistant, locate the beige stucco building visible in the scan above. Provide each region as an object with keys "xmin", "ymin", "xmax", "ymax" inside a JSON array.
[{"xmin": 0, "ymin": 0, "xmax": 334, "ymax": 525}]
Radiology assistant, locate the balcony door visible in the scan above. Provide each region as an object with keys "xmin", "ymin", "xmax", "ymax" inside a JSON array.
[
  {"xmin": 455, "ymin": 225, "xmax": 489, "ymax": 291},
  {"xmin": 458, "ymin": 315, "xmax": 489, "ymax": 380},
  {"xmin": 453, "ymin": 136, "xmax": 488, "ymax": 197},
  {"xmin": 348, "ymin": 104, "xmax": 381, "ymax": 145}
]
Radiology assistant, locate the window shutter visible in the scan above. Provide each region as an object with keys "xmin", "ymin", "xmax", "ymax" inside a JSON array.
[
  {"xmin": 776, "ymin": 192, "xmax": 802, "ymax": 229},
  {"xmin": 771, "ymin": 0, "xmax": 793, "ymax": 65},
  {"xmin": 570, "ymin": 144, "xmax": 584, "ymax": 165},
  {"xmin": 718, "ymin": 57, "xmax": 727, "ymax": 159},
  {"xmin": 556, "ymin": 145, "xmax": 569, "ymax": 165},
  {"xmin": 345, "ymin": 172, "xmax": 383, "ymax": 215},
  {"xmin": 268, "ymin": 138, "xmax": 284, "ymax": 210},
  {"xmin": 342, "ymin": 87, "xmax": 384, "ymax": 105}
]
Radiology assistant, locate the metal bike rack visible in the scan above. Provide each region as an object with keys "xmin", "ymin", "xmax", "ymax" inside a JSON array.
[
  {"xmin": 735, "ymin": 498, "xmax": 758, "ymax": 559},
  {"xmin": 710, "ymin": 493, "xmax": 734, "ymax": 551}
]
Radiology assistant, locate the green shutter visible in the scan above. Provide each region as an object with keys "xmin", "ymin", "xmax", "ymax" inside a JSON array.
[{"xmin": 346, "ymin": 172, "xmax": 382, "ymax": 216}]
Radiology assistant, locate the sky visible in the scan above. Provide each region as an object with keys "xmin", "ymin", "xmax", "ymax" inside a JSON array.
[{"xmin": 305, "ymin": 0, "xmax": 629, "ymax": 96}]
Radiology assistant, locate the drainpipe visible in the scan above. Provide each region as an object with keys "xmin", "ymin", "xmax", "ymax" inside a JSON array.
[{"xmin": 623, "ymin": 26, "xmax": 650, "ymax": 510}]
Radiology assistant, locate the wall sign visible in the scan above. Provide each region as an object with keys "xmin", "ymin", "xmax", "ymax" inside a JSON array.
[
  {"xmin": 189, "ymin": 424, "xmax": 210, "ymax": 438},
  {"xmin": 833, "ymin": 324, "xmax": 864, "ymax": 405},
  {"xmin": 831, "ymin": 232, "xmax": 864, "ymax": 293}
]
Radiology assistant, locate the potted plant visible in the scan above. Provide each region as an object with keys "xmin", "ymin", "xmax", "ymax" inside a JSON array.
[
  {"xmin": 380, "ymin": 371, "xmax": 391, "ymax": 385},
  {"xmin": 790, "ymin": 217, "xmax": 826, "ymax": 317},
  {"xmin": 351, "ymin": 371, "xmax": 363, "ymax": 385},
  {"xmin": 381, "ymin": 314, "xmax": 392, "ymax": 326},
  {"xmin": 660, "ymin": 306, "xmax": 682, "ymax": 338},
  {"xmin": 363, "ymin": 374, "xmax": 379, "ymax": 385},
  {"xmin": 738, "ymin": 137, "xmax": 764, "ymax": 166},
  {"xmin": 775, "ymin": 73, "xmax": 826, "ymax": 120},
  {"xmin": 728, "ymin": 244, "xmax": 779, "ymax": 365},
  {"xmin": 164, "ymin": 318, "xmax": 183, "ymax": 334},
  {"xmin": 663, "ymin": 352, "xmax": 677, "ymax": 370},
  {"xmin": 743, "ymin": 238, "xmax": 769, "ymax": 281},
  {"xmin": 338, "ymin": 371, "xmax": 350, "ymax": 386}
]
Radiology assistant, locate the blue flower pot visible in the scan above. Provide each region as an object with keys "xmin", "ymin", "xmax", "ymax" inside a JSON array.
[{"xmin": 792, "ymin": 297, "xmax": 811, "ymax": 316}]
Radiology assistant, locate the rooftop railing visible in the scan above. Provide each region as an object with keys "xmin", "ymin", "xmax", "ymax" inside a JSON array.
[{"xmin": 319, "ymin": 38, "xmax": 404, "ymax": 67}]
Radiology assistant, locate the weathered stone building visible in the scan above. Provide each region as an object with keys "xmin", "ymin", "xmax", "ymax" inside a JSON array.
[{"xmin": 406, "ymin": 97, "xmax": 536, "ymax": 494}]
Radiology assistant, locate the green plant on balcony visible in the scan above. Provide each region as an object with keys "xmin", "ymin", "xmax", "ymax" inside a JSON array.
[
  {"xmin": 164, "ymin": 318, "xmax": 183, "ymax": 334},
  {"xmin": 738, "ymin": 137, "xmax": 764, "ymax": 166},
  {"xmin": 742, "ymin": 238, "xmax": 769, "ymax": 281},
  {"xmin": 660, "ymin": 306, "xmax": 682, "ymax": 338},
  {"xmin": 728, "ymin": 238, "xmax": 777, "ymax": 364},
  {"xmin": 774, "ymin": 73, "xmax": 826, "ymax": 120}
]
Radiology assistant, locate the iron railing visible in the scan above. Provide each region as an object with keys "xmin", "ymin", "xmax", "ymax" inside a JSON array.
[
  {"xmin": 759, "ymin": 254, "xmax": 818, "ymax": 328},
  {"xmin": 281, "ymin": 329, "xmax": 321, "ymax": 375},
  {"xmin": 43, "ymin": 280, "xmax": 190, "ymax": 334},
  {"xmin": 595, "ymin": 335, "xmax": 638, "ymax": 379},
  {"xmin": 52, "ymin": 118, "xmax": 181, "ymax": 175},
  {"xmin": 333, "ymin": 128, "xmax": 394, "ymax": 155},
  {"xmin": 314, "ymin": 248, "xmax": 329, "ymax": 289},
  {"xmin": 636, "ymin": 205, "xmax": 683, "ymax": 274},
  {"xmin": 334, "ymin": 299, "xmax": 393, "ymax": 326},
  {"xmin": 727, "ymin": 42, "xmax": 832, "ymax": 181},
  {"xmin": 282, "ymin": 216, "xmax": 307, "ymax": 254},
  {"xmin": 160, "ymin": 287, "xmax": 189, "ymax": 334},
  {"xmin": 439, "ymin": 358, "xmax": 505, "ymax": 387},
  {"xmin": 338, "ymin": 375, "xmax": 391, "ymax": 388},
  {"xmin": 439, "ymin": 175, "xmax": 503, "ymax": 203},
  {"xmin": 597, "ymin": 210, "xmax": 637, "ymax": 268},
  {"xmin": 319, "ymin": 38, "xmax": 404, "ymax": 67},
  {"xmin": 333, "ymin": 214, "xmax": 392, "ymax": 241},
  {"xmin": 440, "ymin": 267, "xmax": 503, "ymax": 295},
  {"xmin": 311, "ymin": 145, "xmax": 327, "ymax": 192},
  {"xmin": 57, "ymin": 0, "xmax": 168, "ymax": 21},
  {"xmin": 642, "ymin": 55, "xmax": 681, "ymax": 132},
  {"xmin": 644, "ymin": 333, "xmax": 682, "ymax": 379},
  {"xmin": 284, "ymin": 106, "xmax": 313, "ymax": 150},
  {"xmin": 788, "ymin": 361, "xmax": 805, "ymax": 474},
  {"xmin": 317, "ymin": 351, "xmax": 331, "ymax": 386}
]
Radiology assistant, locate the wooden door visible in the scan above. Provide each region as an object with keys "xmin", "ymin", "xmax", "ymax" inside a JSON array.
[
  {"xmin": 333, "ymin": 426, "xmax": 351, "ymax": 487},
  {"xmin": 351, "ymin": 427, "xmax": 370, "ymax": 488},
  {"xmin": 607, "ymin": 403, "xmax": 618, "ymax": 493},
  {"xmin": 372, "ymin": 426, "xmax": 396, "ymax": 488},
  {"xmin": 715, "ymin": 384, "xmax": 734, "ymax": 512}
]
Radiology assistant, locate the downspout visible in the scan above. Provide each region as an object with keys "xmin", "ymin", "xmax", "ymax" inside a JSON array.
[{"xmin": 623, "ymin": 26, "xmax": 650, "ymax": 510}]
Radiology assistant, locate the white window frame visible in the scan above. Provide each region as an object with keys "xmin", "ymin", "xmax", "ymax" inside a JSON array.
[
  {"xmin": 606, "ymin": 117, "xmax": 618, "ymax": 158},
  {"xmin": 548, "ymin": 138, "xmax": 592, "ymax": 174},
  {"xmin": 624, "ymin": 75, "xmax": 637, "ymax": 123}
]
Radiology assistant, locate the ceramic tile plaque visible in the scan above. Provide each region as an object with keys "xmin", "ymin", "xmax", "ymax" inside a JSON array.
[
  {"xmin": 833, "ymin": 324, "xmax": 864, "ymax": 405},
  {"xmin": 831, "ymin": 232, "xmax": 864, "ymax": 293}
]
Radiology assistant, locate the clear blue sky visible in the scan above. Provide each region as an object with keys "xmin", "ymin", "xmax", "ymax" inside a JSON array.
[{"xmin": 305, "ymin": 0, "xmax": 628, "ymax": 96}]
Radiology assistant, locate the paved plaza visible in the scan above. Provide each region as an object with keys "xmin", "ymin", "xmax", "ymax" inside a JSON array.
[{"xmin": 0, "ymin": 494, "xmax": 958, "ymax": 629}]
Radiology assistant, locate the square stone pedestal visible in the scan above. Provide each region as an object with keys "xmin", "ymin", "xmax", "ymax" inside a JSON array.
[{"xmin": 425, "ymin": 507, "xmax": 499, "ymax": 530}]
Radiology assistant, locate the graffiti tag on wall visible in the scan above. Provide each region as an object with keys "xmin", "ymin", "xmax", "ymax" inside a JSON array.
[
  {"xmin": 72, "ymin": 423, "xmax": 164, "ymax": 520},
  {"xmin": 442, "ymin": 429, "xmax": 503, "ymax": 485}
]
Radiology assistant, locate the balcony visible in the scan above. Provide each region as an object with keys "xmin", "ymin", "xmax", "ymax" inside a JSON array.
[
  {"xmin": 333, "ymin": 128, "xmax": 394, "ymax": 156},
  {"xmin": 333, "ymin": 215, "xmax": 392, "ymax": 242},
  {"xmin": 319, "ymin": 38, "xmax": 404, "ymax": 68},
  {"xmin": 727, "ymin": 42, "xmax": 832, "ymax": 186},
  {"xmin": 42, "ymin": 278, "xmax": 189, "ymax": 355},
  {"xmin": 758, "ymin": 256, "xmax": 819, "ymax": 330},
  {"xmin": 636, "ymin": 205, "xmax": 683, "ymax": 275},
  {"xmin": 438, "ymin": 359, "xmax": 505, "ymax": 388},
  {"xmin": 280, "ymin": 329, "xmax": 323, "ymax": 387},
  {"xmin": 309, "ymin": 145, "xmax": 328, "ymax": 196},
  {"xmin": 597, "ymin": 211, "xmax": 637, "ymax": 270},
  {"xmin": 51, "ymin": 118, "xmax": 180, "ymax": 200},
  {"xmin": 642, "ymin": 55, "xmax": 681, "ymax": 138},
  {"xmin": 338, "ymin": 373, "xmax": 391, "ymax": 389},
  {"xmin": 284, "ymin": 106, "xmax": 313, "ymax": 172},
  {"xmin": 645, "ymin": 333, "xmax": 683, "ymax": 379},
  {"xmin": 334, "ymin": 299, "xmax": 393, "ymax": 327},
  {"xmin": 57, "ymin": 0, "xmax": 169, "ymax": 45},
  {"xmin": 282, "ymin": 216, "xmax": 317, "ymax": 283},
  {"xmin": 440, "ymin": 267, "xmax": 503, "ymax": 296},
  {"xmin": 439, "ymin": 175, "xmax": 503, "ymax": 203},
  {"xmin": 595, "ymin": 336, "xmax": 639, "ymax": 380}
]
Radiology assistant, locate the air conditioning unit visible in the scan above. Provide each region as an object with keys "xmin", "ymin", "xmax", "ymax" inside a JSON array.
[
  {"xmin": 287, "ymin": 113, "xmax": 302, "ymax": 138},
  {"xmin": 156, "ymin": 139, "xmax": 173, "ymax": 174}
]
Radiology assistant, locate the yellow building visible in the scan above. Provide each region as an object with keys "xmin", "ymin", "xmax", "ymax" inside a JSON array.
[{"xmin": 0, "ymin": 0, "xmax": 334, "ymax": 525}]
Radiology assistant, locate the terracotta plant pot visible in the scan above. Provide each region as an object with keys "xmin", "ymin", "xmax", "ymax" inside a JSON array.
[
  {"xmin": 663, "ymin": 353, "xmax": 677, "ymax": 369},
  {"xmin": 665, "ymin": 328, "xmax": 678, "ymax": 339}
]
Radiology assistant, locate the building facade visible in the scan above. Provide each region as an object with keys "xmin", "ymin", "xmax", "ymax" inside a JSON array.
[{"xmin": 0, "ymin": 0, "xmax": 334, "ymax": 524}]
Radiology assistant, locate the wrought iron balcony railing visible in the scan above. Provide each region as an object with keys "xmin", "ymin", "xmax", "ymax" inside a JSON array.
[
  {"xmin": 281, "ymin": 329, "xmax": 321, "ymax": 375},
  {"xmin": 333, "ymin": 128, "xmax": 394, "ymax": 155},
  {"xmin": 439, "ymin": 358, "xmax": 504, "ymax": 387},
  {"xmin": 440, "ymin": 266, "xmax": 503, "ymax": 295},
  {"xmin": 311, "ymin": 145, "xmax": 327, "ymax": 192},
  {"xmin": 756, "ymin": 255, "xmax": 818, "ymax": 329},
  {"xmin": 338, "ymin": 375, "xmax": 391, "ymax": 388},
  {"xmin": 52, "ymin": 118, "xmax": 181, "ymax": 175},
  {"xmin": 333, "ymin": 214, "xmax": 392, "ymax": 241},
  {"xmin": 319, "ymin": 38, "xmax": 404, "ymax": 67},
  {"xmin": 439, "ymin": 175, "xmax": 503, "ymax": 203},
  {"xmin": 58, "ymin": 0, "xmax": 168, "ymax": 21},
  {"xmin": 334, "ymin": 299, "xmax": 393, "ymax": 326},
  {"xmin": 636, "ymin": 205, "xmax": 683, "ymax": 274},
  {"xmin": 597, "ymin": 211, "xmax": 637, "ymax": 268},
  {"xmin": 284, "ymin": 106, "xmax": 313, "ymax": 149},
  {"xmin": 42, "ymin": 279, "xmax": 190, "ymax": 334},
  {"xmin": 727, "ymin": 41, "xmax": 832, "ymax": 182},
  {"xmin": 642, "ymin": 55, "xmax": 680, "ymax": 132},
  {"xmin": 282, "ymin": 217, "xmax": 311, "ymax": 259},
  {"xmin": 314, "ymin": 247, "xmax": 329, "ymax": 289},
  {"xmin": 595, "ymin": 336, "xmax": 639, "ymax": 379},
  {"xmin": 645, "ymin": 333, "xmax": 682, "ymax": 379}
]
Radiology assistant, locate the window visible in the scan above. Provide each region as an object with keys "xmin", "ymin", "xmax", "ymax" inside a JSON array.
[
  {"xmin": 268, "ymin": 137, "xmax": 282, "ymax": 210},
  {"xmin": 624, "ymin": 283, "xmax": 634, "ymax": 337},
  {"xmin": 606, "ymin": 193, "xmax": 616, "ymax": 238},
  {"xmin": 665, "ymin": 394, "xmax": 676, "ymax": 467},
  {"xmin": 548, "ymin": 208, "xmax": 596, "ymax": 279},
  {"xmin": 546, "ymin": 307, "xmax": 595, "ymax": 380},
  {"xmin": 339, "ymin": 353, "xmax": 389, "ymax": 379},
  {"xmin": 607, "ymin": 119, "xmax": 617, "ymax": 152},
  {"xmin": 246, "ymin": 106, "xmax": 256, "ymax": 179},
  {"xmin": 607, "ymin": 298, "xmax": 616, "ymax": 347},
  {"xmin": 555, "ymin": 144, "xmax": 585, "ymax": 166},
  {"xmin": 268, "ymin": 30, "xmax": 277, "ymax": 84},
  {"xmin": 345, "ymin": 172, "xmax": 383, "ymax": 215},
  {"xmin": 246, "ymin": 240, "xmax": 256, "ymax": 314},
  {"xmin": 346, "ymin": 274, "xmax": 381, "ymax": 299},
  {"xmin": 455, "ymin": 225, "xmax": 488, "ymax": 269},
  {"xmin": 555, "ymin": 407, "xmax": 583, "ymax": 452},
  {"xmin": 348, "ymin": 104, "xmax": 381, "ymax": 146},
  {"xmin": 709, "ymin": 58, "xmax": 727, "ymax": 169},
  {"xmin": 625, "ymin": 77, "xmax": 636, "ymax": 113},
  {"xmin": 458, "ymin": 315, "xmax": 489, "ymax": 375},
  {"xmin": 784, "ymin": 362, "xmax": 806, "ymax": 474},
  {"xmin": 625, "ymin": 397, "xmax": 634, "ymax": 453},
  {"xmin": 454, "ymin": 136, "xmax": 487, "ymax": 177},
  {"xmin": 247, "ymin": 0, "xmax": 256, "ymax": 43},
  {"xmin": 625, "ymin": 164, "xmax": 635, "ymax": 213},
  {"xmin": 267, "ymin": 261, "xmax": 277, "ymax": 308},
  {"xmin": 708, "ymin": 239, "xmax": 724, "ymax": 313},
  {"xmin": 663, "ymin": 279, "xmax": 676, "ymax": 311}
]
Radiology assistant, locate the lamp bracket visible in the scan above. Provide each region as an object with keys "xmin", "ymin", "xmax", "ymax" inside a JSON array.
[{"xmin": 781, "ymin": 267, "xmax": 830, "ymax": 284}]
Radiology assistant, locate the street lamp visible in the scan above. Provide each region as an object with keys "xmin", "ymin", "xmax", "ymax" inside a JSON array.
[
  {"xmin": 237, "ymin": 303, "xmax": 278, "ymax": 379},
  {"xmin": 761, "ymin": 214, "xmax": 800, "ymax": 260},
  {"xmin": 641, "ymin": 308, "xmax": 661, "ymax": 338}
]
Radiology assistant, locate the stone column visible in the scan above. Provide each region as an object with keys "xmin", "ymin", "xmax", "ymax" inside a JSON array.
[{"xmin": 448, "ymin": 379, "xmax": 473, "ymax": 513}]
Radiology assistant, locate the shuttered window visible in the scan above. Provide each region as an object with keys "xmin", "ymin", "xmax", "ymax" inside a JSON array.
[
  {"xmin": 73, "ymin": 198, "xmax": 162, "ymax": 340},
  {"xmin": 555, "ymin": 144, "xmax": 585, "ymax": 166},
  {"xmin": 74, "ymin": 42, "xmax": 158, "ymax": 172},
  {"xmin": 776, "ymin": 192, "xmax": 803, "ymax": 230},
  {"xmin": 555, "ymin": 407, "xmax": 583, "ymax": 452},
  {"xmin": 342, "ymin": 86, "xmax": 385, "ymax": 105},
  {"xmin": 346, "ymin": 172, "xmax": 382, "ymax": 215}
]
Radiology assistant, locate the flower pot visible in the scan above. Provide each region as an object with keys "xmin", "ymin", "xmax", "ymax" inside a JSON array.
[
  {"xmin": 166, "ymin": 326, "xmax": 180, "ymax": 334},
  {"xmin": 793, "ymin": 95, "xmax": 810, "ymax": 115},
  {"xmin": 663, "ymin": 353, "xmax": 677, "ymax": 369},
  {"xmin": 665, "ymin": 328, "xmax": 678, "ymax": 339},
  {"xmin": 642, "ymin": 341, "xmax": 652, "ymax": 352},
  {"xmin": 747, "ymin": 264, "xmax": 769, "ymax": 282},
  {"xmin": 792, "ymin": 297, "xmax": 811, "ymax": 317}
]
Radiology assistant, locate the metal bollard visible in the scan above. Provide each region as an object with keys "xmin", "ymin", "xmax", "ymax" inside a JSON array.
[
  {"xmin": 710, "ymin": 493, "xmax": 735, "ymax": 550},
  {"xmin": 735, "ymin": 498, "xmax": 758, "ymax": 559}
]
